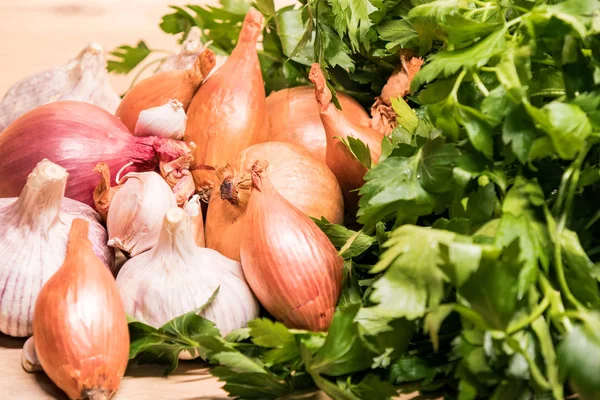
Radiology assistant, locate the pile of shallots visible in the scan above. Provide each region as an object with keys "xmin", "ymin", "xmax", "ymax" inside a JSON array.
[{"xmin": 0, "ymin": 7, "xmax": 420, "ymax": 400}]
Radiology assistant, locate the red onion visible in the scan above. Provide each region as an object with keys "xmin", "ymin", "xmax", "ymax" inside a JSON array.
[{"xmin": 0, "ymin": 101, "xmax": 190, "ymax": 208}]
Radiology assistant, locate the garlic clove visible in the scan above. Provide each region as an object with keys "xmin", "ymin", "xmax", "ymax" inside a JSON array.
[
  {"xmin": 116, "ymin": 207, "xmax": 259, "ymax": 345},
  {"xmin": 22, "ymin": 336, "xmax": 43, "ymax": 373},
  {"xmin": 0, "ymin": 42, "xmax": 120, "ymax": 132},
  {"xmin": 134, "ymin": 99, "xmax": 188, "ymax": 140},
  {"xmin": 107, "ymin": 171, "xmax": 177, "ymax": 257},
  {"xmin": 184, "ymin": 194, "xmax": 205, "ymax": 247},
  {"xmin": 0, "ymin": 159, "xmax": 114, "ymax": 337}
]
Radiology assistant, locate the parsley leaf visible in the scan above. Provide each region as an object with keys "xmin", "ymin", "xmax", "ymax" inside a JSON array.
[{"xmin": 107, "ymin": 41, "xmax": 152, "ymax": 74}]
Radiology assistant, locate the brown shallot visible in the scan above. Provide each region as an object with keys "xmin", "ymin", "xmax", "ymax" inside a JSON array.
[
  {"xmin": 240, "ymin": 163, "xmax": 343, "ymax": 331},
  {"xmin": 205, "ymin": 142, "xmax": 344, "ymax": 261},
  {"xmin": 116, "ymin": 49, "xmax": 216, "ymax": 133},
  {"xmin": 308, "ymin": 64, "xmax": 384, "ymax": 214},
  {"xmin": 267, "ymin": 86, "xmax": 370, "ymax": 162},
  {"xmin": 33, "ymin": 219, "xmax": 129, "ymax": 400},
  {"xmin": 184, "ymin": 8, "xmax": 269, "ymax": 193}
]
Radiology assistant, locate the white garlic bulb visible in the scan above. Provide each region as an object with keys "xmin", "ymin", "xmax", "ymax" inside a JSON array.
[
  {"xmin": 0, "ymin": 43, "xmax": 121, "ymax": 132},
  {"xmin": 116, "ymin": 207, "xmax": 259, "ymax": 344},
  {"xmin": 0, "ymin": 159, "xmax": 114, "ymax": 337},
  {"xmin": 134, "ymin": 99, "xmax": 188, "ymax": 140},
  {"xmin": 107, "ymin": 171, "xmax": 176, "ymax": 257}
]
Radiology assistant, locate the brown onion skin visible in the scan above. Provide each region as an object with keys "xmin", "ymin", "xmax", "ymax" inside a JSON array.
[
  {"xmin": 205, "ymin": 142, "xmax": 344, "ymax": 261},
  {"xmin": 33, "ymin": 219, "xmax": 129, "ymax": 400},
  {"xmin": 184, "ymin": 8, "xmax": 269, "ymax": 190},
  {"xmin": 267, "ymin": 86, "xmax": 370, "ymax": 162},
  {"xmin": 116, "ymin": 50, "xmax": 216, "ymax": 133},
  {"xmin": 240, "ymin": 166, "xmax": 343, "ymax": 331},
  {"xmin": 309, "ymin": 64, "xmax": 384, "ymax": 214},
  {"xmin": 0, "ymin": 101, "xmax": 184, "ymax": 208}
]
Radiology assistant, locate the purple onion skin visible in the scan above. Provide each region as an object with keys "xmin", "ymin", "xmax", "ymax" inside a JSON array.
[{"xmin": 0, "ymin": 101, "xmax": 159, "ymax": 208}]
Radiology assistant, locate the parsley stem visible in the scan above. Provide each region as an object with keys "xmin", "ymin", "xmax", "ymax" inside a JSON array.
[
  {"xmin": 471, "ymin": 71, "xmax": 490, "ymax": 97},
  {"xmin": 539, "ymin": 274, "xmax": 573, "ymax": 334},
  {"xmin": 450, "ymin": 70, "xmax": 468, "ymax": 101},
  {"xmin": 506, "ymin": 296, "xmax": 550, "ymax": 334},
  {"xmin": 129, "ymin": 58, "xmax": 167, "ymax": 89},
  {"xmin": 505, "ymin": 336, "xmax": 552, "ymax": 391}
]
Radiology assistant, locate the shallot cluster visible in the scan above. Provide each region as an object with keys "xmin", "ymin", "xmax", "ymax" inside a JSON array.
[{"xmin": 0, "ymin": 5, "xmax": 423, "ymax": 399}]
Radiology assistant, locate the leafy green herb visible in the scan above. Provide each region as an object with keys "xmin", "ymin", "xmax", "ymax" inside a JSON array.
[{"xmin": 116, "ymin": 1, "xmax": 600, "ymax": 399}]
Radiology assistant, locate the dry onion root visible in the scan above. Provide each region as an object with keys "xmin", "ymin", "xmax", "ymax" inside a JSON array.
[
  {"xmin": 205, "ymin": 141, "xmax": 344, "ymax": 261},
  {"xmin": 370, "ymin": 50, "xmax": 424, "ymax": 135},
  {"xmin": 240, "ymin": 162, "xmax": 343, "ymax": 331}
]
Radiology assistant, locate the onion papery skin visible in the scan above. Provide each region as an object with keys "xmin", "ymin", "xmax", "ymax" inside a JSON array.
[
  {"xmin": 309, "ymin": 65, "xmax": 384, "ymax": 214},
  {"xmin": 116, "ymin": 50, "xmax": 215, "ymax": 133},
  {"xmin": 184, "ymin": 9, "xmax": 269, "ymax": 190},
  {"xmin": 240, "ymin": 167, "xmax": 343, "ymax": 331},
  {"xmin": 0, "ymin": 101, "xmax": 179, "ymax": 208},
  {"xmin": 267, "ymin": 86, "xmax": 370, "ymax": 162},
  {"xmin": 205, "ymin": 141, "xmax": 344, "ymax": 262}
]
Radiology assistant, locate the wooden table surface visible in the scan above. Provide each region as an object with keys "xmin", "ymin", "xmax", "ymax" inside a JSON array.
[{"xmin": 0, "ymin": 0, "xmax": 296, "ymax": 95}]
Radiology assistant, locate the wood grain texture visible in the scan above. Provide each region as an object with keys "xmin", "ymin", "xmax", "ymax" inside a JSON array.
[{"xmin": 0, "ymin": 0, "xmax": 295, "ymax": 95}]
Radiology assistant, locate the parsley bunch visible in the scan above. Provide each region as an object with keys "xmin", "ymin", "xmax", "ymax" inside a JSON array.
[{"xmin": 112, "ymin": 1, "xmax": 600, "ymax": 399}]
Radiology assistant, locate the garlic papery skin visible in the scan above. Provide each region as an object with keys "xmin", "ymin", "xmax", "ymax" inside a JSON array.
[
  {"xmin": 134, "ymin": 99, "xmax": 188, "ymax": 140},
  {"xmin": 156, "ymin": 27, "xmax": 228, "ymax": 78},
  {"xmin": 184, "ymin": 194, "xmax": 205, "ymax": 247},
  {"xmin": 116, "ymin": 207, "xmax": 259, "ymax": 346},
  {"xmin": 107, "ymin": 171, "xmax": 177, "ymax": 257},
  {"xmin": 22, "ymin": 336, "xmax": 42, "ymax": 372},
  {"xmin": 0, "ymin": 42, "xmax": 120, "ymax": 132},
  {"xmin": 0, "ymin": 159, "xmax": 114, "ymax": 337}
]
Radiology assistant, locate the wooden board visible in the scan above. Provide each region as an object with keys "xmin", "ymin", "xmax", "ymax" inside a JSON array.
[
  {"xmin": 1, "ymin": 334, "xmax": 427, "ymax": 399},
  {"xmin": 1, "ymin": 334, "xmax": 337, "ymax": 400}
]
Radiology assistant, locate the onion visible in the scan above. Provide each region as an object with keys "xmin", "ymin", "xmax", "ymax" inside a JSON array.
[
  {"xmin": 205, "ymin": 142, "xmax": 344, "ymax": 262},
  {"xmin": 240, "ymin": 163, "xmax": 343, "ymax": 331},
  {"xmin": 308, "ymin": 65, "xmax": 385, "ymax": 214},
  {"xmin": 267, "ymin": 86, "xmax": 370, "ymax": 162},
  {"xmin": 116, "ymin": 49, "xmax": 216, "ymax": 133},
  {"xmin": 0, "ymin": 101, "xmax": 191, "ymax": 208},
  {"xmin": 185, "ymin": 8, "xmax": 269, "ymax": 193}
]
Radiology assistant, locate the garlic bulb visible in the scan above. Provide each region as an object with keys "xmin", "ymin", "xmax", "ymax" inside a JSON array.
[
  {"xmin": 107, "ymin": 171, "xmax": 176, "ymax": 256},
  {"xmin": 116, "ymin": 207, "xmax": 259, "ymax": 343},
  {"xmin": 0, "ymin": 43, "xmax": 120, "ymax": 132},
  {"xmin": 0, "ymin": 159, "xmax": 114, "ymax": 337},
  {"xmin": 134, "ymin": 99, "xmax": 188, "ymax": 140}
]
